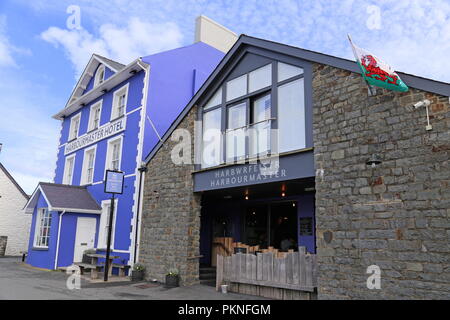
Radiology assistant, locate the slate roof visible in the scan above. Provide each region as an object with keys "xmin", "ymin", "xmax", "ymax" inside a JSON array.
[{"xmin": 24, "ymin": 182, "xmax": 101, "ymax": 214}]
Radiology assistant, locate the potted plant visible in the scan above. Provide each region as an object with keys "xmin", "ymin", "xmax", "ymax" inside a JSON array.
[
  {"xmin": 165, "ymin": 268, "xmax": 179, "ymax": 287},
  {"xmin": 131, "ymin": 263, "xmax": 145, "ymax": 281}
]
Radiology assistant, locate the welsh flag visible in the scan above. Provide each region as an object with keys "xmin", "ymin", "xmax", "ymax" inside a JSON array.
[{"xmin": 348, "ymin": 35, "xmax": 409, "ymax": 92}]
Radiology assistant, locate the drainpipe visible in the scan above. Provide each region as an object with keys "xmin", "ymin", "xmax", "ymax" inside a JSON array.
[
  {"xmin": 133, "ymin": 166, "xmax": 147, "ymax": 264},
  {"xmin": 54, "ymin": 210, "xmax": 66, "ymax": 270}
]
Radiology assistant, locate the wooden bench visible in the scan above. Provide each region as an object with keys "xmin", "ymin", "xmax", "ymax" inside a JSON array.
[
  {"xmin": 97, "ymin": 263, "xmax": 131, "ymax": 277},
  {"xmin": 112, "ymin": 264, "xmax": 131, "ymax": 277},
  {"xmin": 75, "ymin": 262, "xmax": 103, "ymax": 280}
]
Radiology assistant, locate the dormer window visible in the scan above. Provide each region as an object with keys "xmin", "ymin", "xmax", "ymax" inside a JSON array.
[{"xmin": 94, "ymin": 65, "xmax": 105, "ymax": 87}]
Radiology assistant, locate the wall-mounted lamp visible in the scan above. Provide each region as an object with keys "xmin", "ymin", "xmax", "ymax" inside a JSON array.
[
  {"xmin": 101, "ymin": 89, "xmax": 108, "ymax": 94},
  {"xmin": 130, "ymin": 69, "xmax": 138, "ymax": 75},
  {"xmin": 281, "ymin": 192, "xmax": 286, "ymax": 197},
  {"xmin": 413, "ymin": 99, "xmax": 432, "ymax": 131},
  {"xmin": 366, "ymin": 154, "xmax": 382, "ymax": 168}
]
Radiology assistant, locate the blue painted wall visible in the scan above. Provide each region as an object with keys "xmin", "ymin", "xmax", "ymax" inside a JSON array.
[
  {"xmin": 142, "ymin": 42, "xmax": 224, "ymax": 160},
  {"xmin": 28, "ymin": 42, "xmax": 224, "ymax": 270},
  {"xmin": 26, "ymin": 195, "xmax": 59, "ymax": 269}
]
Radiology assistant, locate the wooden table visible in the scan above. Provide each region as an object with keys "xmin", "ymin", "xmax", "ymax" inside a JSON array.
[{"xmin": 87, "ymin": 253, "xmax": 120, "ymax": 278}]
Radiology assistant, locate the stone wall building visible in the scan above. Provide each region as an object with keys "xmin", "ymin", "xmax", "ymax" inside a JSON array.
[
  {"xmin": 138, "ymin": 35, "xmax": 450, "ymax": 299},
  {"xmin": 0, "ymin": 163, "xmax": 30, "ymax": 256},
  {"xmin": 140, "ymin": 106, "xmax": 201, "ymax": 285},
  {"xmin": 313, "ymin": 64, "xmax": 450, "ymax": 299}
]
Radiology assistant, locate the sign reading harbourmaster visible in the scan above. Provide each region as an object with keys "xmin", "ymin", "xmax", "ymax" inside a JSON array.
[{"xmin": 64, "ymin": 117, "xmax": 126, "ymax": 155}]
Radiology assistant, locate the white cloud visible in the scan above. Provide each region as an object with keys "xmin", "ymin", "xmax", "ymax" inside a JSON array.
[
  {"xmin": 0, "ymin": 15, "xmax": 31, "ymax": 67},
  {"xmin": 41, "ymin": 17, "xmax": 183, "ymax": 77}
]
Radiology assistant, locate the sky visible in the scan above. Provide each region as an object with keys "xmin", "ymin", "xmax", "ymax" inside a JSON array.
[{"xmin": 0, "ymin": 0, "xmax": 449, "ymax": 194}]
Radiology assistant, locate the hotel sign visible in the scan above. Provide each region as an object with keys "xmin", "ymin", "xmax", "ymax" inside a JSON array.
[{"xmin": 64, "ymin": 117, "xmax": 126, "ymax": 155}]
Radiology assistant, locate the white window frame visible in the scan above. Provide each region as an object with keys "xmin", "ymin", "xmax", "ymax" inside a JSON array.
[
  {"xmin": 94, "ymin": 64, "xmax": 105, "ymax": 87},
  {"xmin": 88, "ymin": 101, "xmax": 102, "ymax": 132},
  {"xmin": 68, "ymin": 113, "xmax": 81, "ymax": 141},
  {"xmin": 97, "ymin": 199, "xmax": 118, "ymax": 249},
  {"xmin": 111, "ymin": 83, "xmax": 129, "ymax": 120},
  {"xmin": 34, "ymin": 208, "xmax": 52, "ymax": 248},
  {"xmin": 104, "ymin": 135, "xmax": 123, "ymax": 171},
  {"xmin": 63, "ymin": 154, "xmax": 76, "ymax": 185},
  {"xmin": 80, "ymin": 145, "xmax": 97, "ymax": 185}
]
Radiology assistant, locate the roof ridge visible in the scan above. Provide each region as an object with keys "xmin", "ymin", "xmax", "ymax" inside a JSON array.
[{"xmin": 0, "ymin": 163, "xmax": 29, "ymax": 199}]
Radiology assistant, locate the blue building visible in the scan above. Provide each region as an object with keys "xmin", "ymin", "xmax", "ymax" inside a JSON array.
[{"xmin": 23, "ymin": 36, "xmax": 228, "ymax": 271}]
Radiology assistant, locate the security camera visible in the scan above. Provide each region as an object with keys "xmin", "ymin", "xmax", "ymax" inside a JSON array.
[
  {"xmin": 412, "ymin": 99, "xmax": 432, "ymax": 131},
  {"xmin": 414, "ymin": 99, "xmax": 431, "ymax": 109}
]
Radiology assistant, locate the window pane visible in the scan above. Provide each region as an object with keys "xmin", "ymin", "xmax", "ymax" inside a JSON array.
[
  {"xmin": 252, "ymin": 94, "xmax": 271, "ymax": 123},
  {"xmin": 278, "ymin": 62, "xmax": 303, "ymax": 82},
  {"xmin": 277, "ymin": 79, "xmax": 306, "ymax": 153},
  {"xmin": 226, "ymin": 102, "xmax": 246, "ymax": 160},
  {"xmin": 202, "ymin": 109, "xmax": 222, "ymax": 168},
  {"xmin": 227, "ymin": 103, "xmax": 246, "ymax": 129},
  {"xmin": 250, "ymin": 95, "xmax": 271, "ymax": 156},
  {"xmin": 226, "ymin": 75, "xmax": 247, "ymax": 101},
  {"xmin": 204, "ymin": 88, "xmax": 222, "ymax": 110},
  {"xmin": 249, "ymin": 64, "xmax": 272, "ymax": 93}
]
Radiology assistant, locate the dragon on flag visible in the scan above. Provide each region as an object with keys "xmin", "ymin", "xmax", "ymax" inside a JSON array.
[{"xmin": 348, "ymin": 35, "xmax": 409, "ymax": 92}]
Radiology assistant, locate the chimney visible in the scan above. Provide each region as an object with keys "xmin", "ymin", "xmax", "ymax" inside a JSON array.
[{"xmin": 195, "ymin": 15, "xmax": 238, "ymax": 53}]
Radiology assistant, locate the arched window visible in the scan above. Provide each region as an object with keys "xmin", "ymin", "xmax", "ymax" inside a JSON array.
[{"xmin": 94, "ymin": 65, "xmax": 105, "ymax": 87}]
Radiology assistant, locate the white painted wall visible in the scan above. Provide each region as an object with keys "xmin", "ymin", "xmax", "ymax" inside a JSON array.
[
  {"xmin": 195, "ymin": 15, "xmax": 238, "ymax": 53},
  {"xmin": 0, "ymin": 166, "xmax": 30, "ymax": 256}
]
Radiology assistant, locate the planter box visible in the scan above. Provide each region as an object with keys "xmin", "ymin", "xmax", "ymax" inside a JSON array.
[
  {"xmin": 131, "ymin": 270, "xmax": 145, "ymax": 282},
  {"xmin": 165, "ymin": 275, "xmax": 179, "ymax": 287}
]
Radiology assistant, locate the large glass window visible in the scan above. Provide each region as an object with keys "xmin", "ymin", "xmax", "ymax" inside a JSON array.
[
  {"xmin": 204, "ymin": 88, "xmax": 222, "ymax": 110},
  {"xmin": 202, "ymin": 108, "xmax": 222, "ymax": 168},
  {"xmin": 34, "ymin": 208, "xmax": 52, "ymax": 248},
  {"xmin": 278, "ymin": 79, "xmax": 306, "ymax": 153},
  {"xmin": 200, "ymin": 60, "xmax": 307, "ymax": 169},
  {"xmin": 226, "ymin": 102, "xmax": 247, "ymax": 161},
  {"xmin": 250, "ymin": 94, "xmax": 271, "ymax": 156},
  {"xmin": 278, "ymin": 62, "xmax": 303, "ymax": 82},
  {"xmin": 249, "ymin": 64, "xmax": 271, "ymax": 93},
  {"xmin": 226, "ymin": 75, "xmax": 247, "ymax": 101}
]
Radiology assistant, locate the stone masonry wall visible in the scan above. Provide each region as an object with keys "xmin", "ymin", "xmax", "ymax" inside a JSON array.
[
  {"xmin": 139, "ymin": 106, "xmax": 201, "ymax": 286},
  {"xmin": 313, "ymin": 63, "xmax": 450, "ymax": 299}
]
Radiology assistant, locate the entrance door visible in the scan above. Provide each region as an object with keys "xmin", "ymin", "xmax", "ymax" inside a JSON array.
[{"xmin": 74, "ymin": 217, "xmax": 97, "ymax": 263}]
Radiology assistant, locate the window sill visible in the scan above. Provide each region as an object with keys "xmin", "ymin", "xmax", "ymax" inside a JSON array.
[
  {"xmin": 67, "ymin": 137, "xmax": 77, "ymax": 143},
  {"xmin": 110, "ymin": 114, "xmax": 125, "ymax": 122},
  {"xmin": 86, "ymin": 128, "xmax": 99, "ymax": 134},
  {"xmin": 32, "ymin": 247, "xmax": 49, "ymax": 251}
]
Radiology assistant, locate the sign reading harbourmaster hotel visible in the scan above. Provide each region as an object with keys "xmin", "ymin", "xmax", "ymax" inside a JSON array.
[{"xmin": 64, "ymin": 117, "xmax": 126, "ymax": 155}]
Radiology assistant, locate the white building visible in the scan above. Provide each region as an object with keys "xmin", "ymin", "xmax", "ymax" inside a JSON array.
[{"xmin": 0, "ymin": 163, "xmax": 30, "ymax": 256}]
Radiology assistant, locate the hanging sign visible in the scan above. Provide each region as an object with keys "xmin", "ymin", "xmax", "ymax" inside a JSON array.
[
  {"xmin": 104, "ymin": 170, "xmax": 124, "ymax": 194},
  {"xmin": 348, "ymin": 35, "xmax": 409, "ymax": 92}
]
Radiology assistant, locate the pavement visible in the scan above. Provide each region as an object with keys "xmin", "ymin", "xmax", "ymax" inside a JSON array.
[{"xmin": 0, "ymin": 256, "xmax": 266, "ymax": 300}]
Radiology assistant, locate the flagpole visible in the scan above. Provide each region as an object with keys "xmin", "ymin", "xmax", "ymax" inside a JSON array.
[{"xmin": 348, "ymin": 34, "xmax": 376, "ymax": 96}]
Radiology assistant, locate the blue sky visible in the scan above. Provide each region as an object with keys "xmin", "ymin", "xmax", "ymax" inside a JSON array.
[{"xmin": 0, "ymin": 0, "xmax": 449, "ymax": 194}]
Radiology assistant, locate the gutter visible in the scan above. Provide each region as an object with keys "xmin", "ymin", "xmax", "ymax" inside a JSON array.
[
  {"xmin": 54, "ymin": 210, "xmax": 66, "ymax": 270},
  {"xmin": 133, "ymin": 166, "xmax": 147, "ymax": 264}
]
